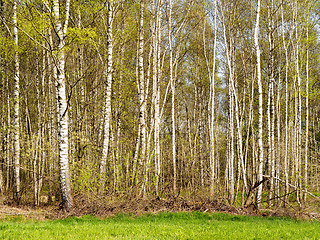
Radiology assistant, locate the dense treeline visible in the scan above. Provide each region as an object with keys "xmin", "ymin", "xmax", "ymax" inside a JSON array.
[{"xmin": 0, "ymin": 0, "xmax": 319, "ymax": 211}]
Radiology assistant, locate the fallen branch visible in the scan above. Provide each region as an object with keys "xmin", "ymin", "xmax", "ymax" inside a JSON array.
[
  {"xmin": 262, "ymin": 175, "xmax": 320, "ymax": 199},
  {"xmin": 244, "ymin": 177, "xmax": 269, "ymax": 208}
]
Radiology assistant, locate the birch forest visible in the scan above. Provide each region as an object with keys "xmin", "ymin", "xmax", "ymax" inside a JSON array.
[{"xmin": 0, "ymin": 0, "xmax": 320, "ymax": 212}]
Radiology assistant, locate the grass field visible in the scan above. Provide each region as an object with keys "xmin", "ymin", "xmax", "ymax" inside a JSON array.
[{"xmin": 0, "ymin": 212, "xmax": 319, "ymax": 239}]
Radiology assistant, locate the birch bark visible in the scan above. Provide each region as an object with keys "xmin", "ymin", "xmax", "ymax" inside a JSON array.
[
  {"xmin": 205, "ymin": 0, "xmax": 217, "ymax": 197},
  {"xmin": 210, "ymin": 0, "xmax": 217, "ymax": 196},
  {"xmin": 294, "ymin": 1, "xmax": 302, "ymax": 204},
  {"xmin": 267, "ymin": 2, "xmax": 275, "ymax": 206},
  {"xmin": 152, "ymin": 0, "xmax": 161, "ymax": 197},
  {"xmin": 168, "ymin": 0, "xmax": 176, "ymax": 195},
  {"xmin": 13, "ymin": 0, "xmax": 20, "ymax": 202},
  {"xmin": 137, "ymin": 0, "xmax": 147, "ymax": 196},
  {"xmin": 281, "ymin": 5, "xmax": 289, "ymax": 205},
  {"xmin": 255, "ymin": 0, "xmax": 264, "ymax": 209},
  {"xmin": 222, "ymin": 18, "xmax": 234, "ymax": 202},
  {"xmin": 53, "ymin": 0, "xmax": 73, "ymax": 211},
  {"xmin": 304, "ymin": 17, "xmax": 309, "ymax": 202},
  {"xmin": 100, "ymin": 2, "xmax": 113, "ymax": 194}
]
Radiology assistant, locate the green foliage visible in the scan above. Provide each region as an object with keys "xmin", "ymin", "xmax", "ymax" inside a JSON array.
[
  {"xmin": 67, "ymin": 27, "xmax": 97, "ymax": 46},
  {"xmin": 0, "ymin": 35, "xmax": 14, "ymax": 59}
]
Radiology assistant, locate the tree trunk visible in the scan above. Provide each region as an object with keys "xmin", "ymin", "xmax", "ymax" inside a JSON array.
[
  {"xmin": 294, "ymin": 2, "xmax": 302, "ymax": 205},
  {"xmin": 281, "ymin": 5, "xmax": 289, "ymax": 206},
  {"xmin": 255, "ymin": 0, "xmax": 264, "ymax": 209},
  {"xmin": 222, "ymin": 16, "xmax": 235, "ymax": 203},
  {"xmin": 13, "ymin": 0, "xmax": 20, "ymax": 203},
  {"xmin": 168, "ymin": 0, "xmax": 176, "ymax": 196},
  {"xmin": 203, "ymin": 0, "xmax": 217, "ymax": 197},
  {"xmin": 53, "ymin": 0, "xmax": 73, "ymax": 211},
  {"xmin": 138, "ymin": 0, "xmax": 147, "ymax": 196},
  {"xmin": 267, "ymin": 2, "xmax": 275, "ymax": 206},
  {"xmin": 100, "ymin": 2, "xmax": 113, "ymax": 194},
  {"xmin": 153, "ymin": 0, "xmax": 161, "ymax": 197},
  {"xmin": 304, "ymin": 17, "xmax": 309, "ymax": 202}
]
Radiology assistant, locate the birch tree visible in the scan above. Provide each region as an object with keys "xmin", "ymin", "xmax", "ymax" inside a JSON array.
[
  {"xmin": 100, "ymin": 2, "xmax": 114, "ymax": 194},
  {"xmin": 52, "ymin": 0, "xmax": 73, "ymax": 211},
  {"xmin": 210, "ymin": 0, "xmax": 217, "ymax": 197},
  {"xmin": 255, "ymin": 0, "xmax": 264, "ymax": 209},
  {"xmin": 222, "ymin": 11, "xmax": 235, "ymax": 202},
  {"xmin": 304, "ymin": 10, "xmax": 309, "ymax": 203},
  {"xmin": 267, "ymin": 0, "xmax": 275, "ymax": 207},
  {"xmin": 152, "ymin": 0, "xmax": 161, "ymax": 197},
  {"xmin": 137, "ymin": 0, "xmax": 148, "ymax": 196},
  {"xmin": 12, "ymin": 0, "xmax": 20, "ymax": 203},
  {"xmin": 168, "ymin": 0, "xmax": 177, "ymax": 195},
  {"xmin": 203, "ymin": 0, "xmax": 217, "ymax": 197},
  {"xmin": 294, "ymin": 0, "xmax": 302, "ymax": 204},
  {"xmin": 281, "ymin": 4, "xmax": 289, "ymax": 205}
]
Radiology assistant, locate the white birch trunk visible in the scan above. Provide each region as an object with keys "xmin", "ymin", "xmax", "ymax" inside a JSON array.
[
  {"xmin": 267, "ymin": 3, "xmax": 275, "ymax": 206},
  {"xmin": 100, "ymin": 2, "xmax": 113, "ymax": 193},
  {"xmin": 13, "ymin": 0, "xmax": 20, "ymax": 202},
  {"xmin": 304, "ymin": 18, "xmax": 309, "ymax": 202},
  {"xmin": 168, "ymin": 0, "xmax": 176, "ymax": 195},
  {"xmin": 222, "ymin": 17, "xmax": 234, "ymax": 203},
  {"xmin": 211, "ymin": 0, "xmax": 218, "ymax": 195},
  {"xmin": 53, "ymin": 0, "xmax": 73, "ymax": 211},
  {"xmin": 151, "ymin": 0, "xmax": 157, "ymax": 195},
  {"xmin": 6, "ymin": 67, "xmax": 11, "ymax": 192},
  {"xmin": 294, "ymin": 3, "xmax": 302, "ymax": 204},
  {"xmin": 153, "ymin": 0, "xmax": 161, "ymax": 197},
  {"xmin": 138, "ymin": 0, "xmax": 147, "ymax": 196},
  {"xmin": 209, "ymin": 0, "xmax": 217, "ymax": 196},
  {"xmin": 276, "ymin": 62, "xmax": 281, "ymax": 206},
  {"xmin": 281, "ymin": 5, "xmax": 289, "ymax": 205},
  {"xmin": 255, "ymin": 0, "xmax": 264, "ymax": 209},
  {"xmin": 48, "ymin": 30, "xmax": 56, "ymax": 203}
]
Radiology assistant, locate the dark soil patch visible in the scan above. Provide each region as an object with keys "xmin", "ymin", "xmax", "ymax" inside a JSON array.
[{"xmin": 1, "ymin": 195, "xmax": 319, "ymax": 221}]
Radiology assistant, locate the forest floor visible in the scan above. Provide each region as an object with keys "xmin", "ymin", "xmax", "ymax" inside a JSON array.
[{"xmin": 0, "ymin": 195, "xmax": 319, "ymax": 221}]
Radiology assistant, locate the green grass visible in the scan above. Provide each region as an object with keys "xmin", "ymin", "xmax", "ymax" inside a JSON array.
[{"xmin": 0, "ymin": 212, "xmax": 319, "ymax": 239}]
